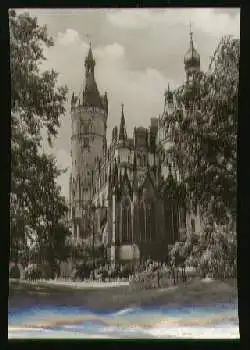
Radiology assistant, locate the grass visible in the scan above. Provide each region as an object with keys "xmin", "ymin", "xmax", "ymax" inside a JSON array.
[{"xmin": 9, "ymin": 277, "xmax": 237, "ymax": 311}]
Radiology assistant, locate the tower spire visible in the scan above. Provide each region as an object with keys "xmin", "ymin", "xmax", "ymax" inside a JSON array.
[
  {"xmin": 85, "ymin": 41, "xmax": 95, "ymax": 67},
  {"xmin": 118, "ymin": 102, "xmax": 127, "ymax": 143},
  {"xmin": 83, "ymin": 39, "xmax": 104, "ymax": 108},
  {"xmin": 189, "ymin": 21, "xmax": 194, "ymax": 51}
]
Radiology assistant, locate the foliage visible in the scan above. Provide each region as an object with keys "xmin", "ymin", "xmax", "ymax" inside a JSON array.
[
  {"xmin": 10, "ymin": 10, "xmax": 70, "ymax": 267},
  {"xmin": 9, "ymin": 9, "xmax": 67, "ymax": 144},
  {"xmin": 9, "ymin": 265, "xmax": 21, "ymax": 279},
  {"xmin": 174, "ymin": 226, "xmax": 237, "ymax": 280},
  {"xmin": 24, "ymin": 264, "xmax": 43, "ymax": 280},
  {"xmin": 169, "ymin": 36, "xmax": 239, "ymax": 224}
]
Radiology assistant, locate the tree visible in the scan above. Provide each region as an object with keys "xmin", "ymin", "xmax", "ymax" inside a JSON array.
[
  {"xmin": 170, "ymin": 36, "xmax": 239, "ymax": 224},
  {"xmin": 183, "ymin": 226, "xmax": 236, "ymax": 280},
  {"xmin": 10, "ymin": 10, "xmax": 69, "ymax": 268}
]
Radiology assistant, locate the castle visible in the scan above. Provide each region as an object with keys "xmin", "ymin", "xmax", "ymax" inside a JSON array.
[{"xmin": 69, "ymin": 31, "xmax": 202, "ymax": 264}]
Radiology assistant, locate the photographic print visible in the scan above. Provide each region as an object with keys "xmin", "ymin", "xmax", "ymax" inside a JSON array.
[{"xmin": 9, "ymin": 8, "xmax": 239, "ymax": 339}]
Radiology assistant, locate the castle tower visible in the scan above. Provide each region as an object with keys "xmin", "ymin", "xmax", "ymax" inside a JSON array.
[{"xmin": 69, "ymin": 42, "xmax": 108, "ymax": 241}]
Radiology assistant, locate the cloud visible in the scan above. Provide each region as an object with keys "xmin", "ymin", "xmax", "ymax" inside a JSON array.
[
  {"xmin": 57, "ymin": 28, "xmax": 80, "ymax": 46},
  {"xmin": 42, "ymin": 29, "xmax": 170, "ymax": 135},
  {"xmin": 106, "ymin": 8, "xmax": 240, "ymax": 38},
  {"xmin": 106, "ymin": 9, "xmax": 154, "ymax": 29},
  {"xmin": 95, "ymin": 42, "xmax": 125, "ymax": 60},
  {"xmin": 94, "ymin": 42, "xmax": 170, "ymax": 136}
]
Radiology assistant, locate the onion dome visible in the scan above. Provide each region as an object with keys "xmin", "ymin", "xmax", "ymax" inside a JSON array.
[{"xmin": 184, "ymin": 31, "xmax": 200, "ymax": 71}]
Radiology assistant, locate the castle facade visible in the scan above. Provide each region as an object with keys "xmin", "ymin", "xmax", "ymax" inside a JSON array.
[{"xmin": 69, "ymin": 32, "xmax": 202, "ymax": 264}]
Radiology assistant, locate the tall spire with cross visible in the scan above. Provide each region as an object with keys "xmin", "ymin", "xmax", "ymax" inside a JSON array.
[{"xmin": 184, "ymin": 22, "xmax": 200, "ymax": 82}]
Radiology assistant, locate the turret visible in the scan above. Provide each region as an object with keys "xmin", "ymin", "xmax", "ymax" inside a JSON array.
[
  {"xmin": 182, "ymin": 27, "xmax": 201, "ymax": 109},
  {"xmin": 164, "ymin": 84, "xmax": 173, "ymax": 109},
  {"xmin": 112, "ymin": 126, "xmax": 118, "ymax": 144},
  {"xmin": 103, "ymin": 91, "xmax": 108, "ymax": 113},
  {"xmin": 118, "ymin": 103, "xmax": 127, "ymax": 144},
  {"xmin": 82, "ymin": 42, "xmax": 103, "ymax": 108},
  {"xmin": 184, "ymin": 27, "xmax": 200, "ymax": 84}
]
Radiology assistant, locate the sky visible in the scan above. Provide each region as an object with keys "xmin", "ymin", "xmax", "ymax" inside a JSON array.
[{"xmin": 15, "ymin": 8, "xmax": 240, "ymax": 198}]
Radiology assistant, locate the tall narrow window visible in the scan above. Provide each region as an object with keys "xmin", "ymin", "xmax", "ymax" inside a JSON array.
[
  {"xmin": 145, "ymin": 201, "xmax": 150, "ymax": 241},
  {"xmin": 121, "ymin": 198, "xmax": 132, "ymax": 243},
  {"xmin": 191, "ymin": 218, "xmax": 195, "ymax": 233},
  {"xmin": 139, "ymin": 201, "xmax": 145, "ymax": 242},
  {"xmin": 144, "ymin": 201, "xmax": 147, "ymax": 241},
  {"xmin": 150, "ymin": 200, "xmax": 155, "ymax": 240}
]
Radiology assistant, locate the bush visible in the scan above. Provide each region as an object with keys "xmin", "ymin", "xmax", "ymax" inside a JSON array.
[
  {"xmin": 40, "ymin": 263, "xmax": 53, "ymax": 280},
  {"xmin": 24, "ymin": 264, "xmax": 43, "ymax": 281},
  {"xmin": 181, "ymin": 226, "xmax": 237, "ymax": 280},
  {"xmin": 71, "ymin": 263, "xmax": 92, "ymax": 281},
  {"xmin": 9, "ymin": 264, "xmax": 21, "ymax": 279}
]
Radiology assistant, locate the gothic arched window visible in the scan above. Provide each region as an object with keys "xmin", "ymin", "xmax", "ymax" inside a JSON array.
[
  {"xmin": 139, "ymin": 200, "xmax": 145, "ymax": 242},
  {"xmin": 144, "ymin": 200, "xmax": 150, "ymax": 241},
  {"xmin": 121, "ymin": 198, "xmax": 132, "ymax": 243},
  {"xmin": 137, "ymin": 154, "xmax": 141, "ymax": 167},
  {"xmin": 146, "ymin": 199, "xmax": 155, "ymax": 241}
]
